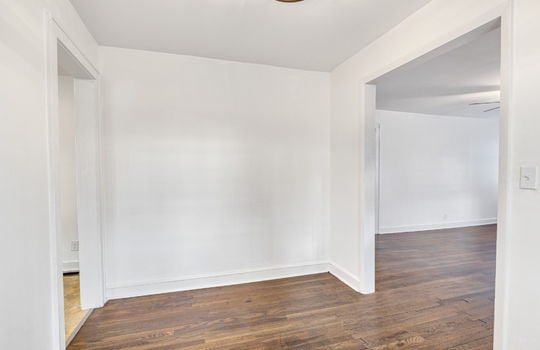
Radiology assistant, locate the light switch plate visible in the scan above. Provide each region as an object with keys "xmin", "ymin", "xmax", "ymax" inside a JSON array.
[{"xmin": 520, "ymin": 166, "xmax": 538, "ymax": 190}]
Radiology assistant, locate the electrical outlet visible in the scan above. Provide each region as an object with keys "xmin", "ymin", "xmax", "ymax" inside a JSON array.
[{"xmin": 71, "ymin": 240, "xmax": 79, "ymax": 252}]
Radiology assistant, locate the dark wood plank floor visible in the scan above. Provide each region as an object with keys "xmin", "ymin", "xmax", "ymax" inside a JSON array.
[{"xmin": 69, "ymin": 225, "xmax": 496, "ymax": 349}]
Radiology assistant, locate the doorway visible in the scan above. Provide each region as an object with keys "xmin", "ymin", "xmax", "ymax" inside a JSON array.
[
  {"xmin": 56, "ymin": 41, "xmax": 97, "ymax": 346},
  {"xmin": 47, "ymin": 19, "xmax": 105, "ymax": 349},
  {"xmin": 361, "ymin": 17, "xmax": 505, "ymax": 349},
  {"xmin": 57, "ymin": 71, "xmax": 92, "ymax": 344},
  {"xmin": 372, "ymin": 22, "xmax": 501, "ymax": 236}
]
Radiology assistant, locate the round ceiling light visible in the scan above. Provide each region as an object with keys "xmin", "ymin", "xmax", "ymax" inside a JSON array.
[{"xmin": 275, "ymin": 0, "xmax": 304, "ymax": 2}]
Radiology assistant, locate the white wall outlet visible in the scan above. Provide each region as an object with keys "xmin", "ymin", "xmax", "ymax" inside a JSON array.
[
  {"xmin": 71, "ymin": 240, "xmax": 79, "ymax": 252},
  {"xmin": 520, "ymin": 166, "xmax": 538, "ymax": 190}
]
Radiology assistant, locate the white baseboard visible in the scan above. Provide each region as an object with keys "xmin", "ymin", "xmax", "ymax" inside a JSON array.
[
  {"xmin": 378, "ymin": 218, "xmax": 497, "ymax": 234},
  {"xmin": 63, "ymin": 260, "xmax": 79, "ymax": 273},
  {"xmin": 328, "ymin": 262, "xmax": 361, "ymax": 293},
  {"xmin": 106, "ymin": 262, "xmax": 332, "ymax": 300}
]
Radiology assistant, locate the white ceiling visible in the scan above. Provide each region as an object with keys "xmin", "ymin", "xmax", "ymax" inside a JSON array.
[
  {"xmin": 70, "ymin": 0, "xmax": 431, "ymax": 72},
  {"xmin": 374, "ymin": 21, "xmax": 501, "ymax": 118}
]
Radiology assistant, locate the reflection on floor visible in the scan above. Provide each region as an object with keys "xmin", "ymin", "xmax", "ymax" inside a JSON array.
[{"xmin": 64, "ymin": 273, "xmax": 91, "ymax": 346}]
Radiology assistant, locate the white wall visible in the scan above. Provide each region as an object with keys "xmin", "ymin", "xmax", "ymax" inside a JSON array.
[
  {"xmin": 0, "ymin": 1, "xmax": 98, "ymax": 349},
  {"xmin": 503, "ymin": 0, "xmax": 540, "ymax": 348},
  {"xmin": 1, "ymin": 0, "xmax": 538, "ymax": 348},
  {"xmin": 330, "ymin": 0, "xmax": 507, "ymax": 292},
  {"xmin": 376, "ymin": 110, "xmax": 499, "ymax": 233},
  {"xmin": 58, "ymin": 76, "xmax": 79, "ymax": 272},
  {"xmin": 330, "ymin": 0, "xmax": 540, "ymax": 348},
  {"xmin": 100, "ymin": 47, "xmax": 331, "ymax": 298}
]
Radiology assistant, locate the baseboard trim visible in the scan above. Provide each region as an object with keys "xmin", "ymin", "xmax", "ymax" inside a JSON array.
[
  {"xmin": 328, "ymin": 262, "xmax": 361, "ymax": 293},
  {"xmin": 63, "ymin": 260, "xmax": 80, "ymax": 273},
  {"xmin": 378, "ymin": 218, "xmax": 497, "ymax": 234},
  {"xmin": 106, "ymin": 262, "xmax": 332, "ymax": 300}
]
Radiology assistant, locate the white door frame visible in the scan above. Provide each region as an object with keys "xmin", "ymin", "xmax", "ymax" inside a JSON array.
[
  {"xmin": 46, "ymin": 15, "xmax": 105, "ymax": 349},
  {"xmin": 374, "ymin": 122, "xmax": 381, "ymax": 235},
  {"xmin": 358, "ymin": 4, "xmax": 513, "ymax": 350}
]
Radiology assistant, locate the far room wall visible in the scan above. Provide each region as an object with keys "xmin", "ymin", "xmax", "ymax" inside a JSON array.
[
  {"xmin": 99, "ymin": 47, "xmax": 331, "ymax": 298},
  {"xmin": 58, "ymin": 75, "xmax": 80, "ymax": 272},
  {"xmin": 376, "ymin": 109, "xmax": 499, "ymax": 234}
]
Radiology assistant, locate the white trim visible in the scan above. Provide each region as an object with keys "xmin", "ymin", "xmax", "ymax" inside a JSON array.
[
  {"xmin": 328, "ymin": 262, "xmax": 362, "ymax": 293},
  {"xmin": 45, "ymin": 13, "xmax": 66, "ymax": 350},
  {"xmin": 493, "ymin": 3, "xmax": 514, "ymax": 350},
  {"xmin": 106, "ymin": 262, "xmax": 331, "ymax": 300},
  {"xmin": 378, "ymin": 219, "xmax": 498, "ymax": 234},
  {"xmin": 46, "ymin": 13, "xmax": 104, "ymax": 350},
  {"xmin": 105, "ymin": 262, "xmax": 363, "ymax": 301},
  {"xmin": 374, "ymin": 122, "xmax": 381, "ymax": 234},
  {"xmin": 62, "ymin": 260, "xmax": 80, "ymax": 273},
  {"xmin": 51, "ymin": 17, "xmax": 99, "ymax": 77},
  {"xmin": 359, "ymin": 84, "xmax": 378, "ymax": 295}
]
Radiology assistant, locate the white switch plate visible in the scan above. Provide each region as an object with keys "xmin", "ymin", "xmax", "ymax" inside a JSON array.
[
  {"xmin": 520, "ymin": 166, "xmax": 538, "ymax": 190},
  {"xmin": 71, "ymin": 240, "xmax": 79, "ymax": 252}
]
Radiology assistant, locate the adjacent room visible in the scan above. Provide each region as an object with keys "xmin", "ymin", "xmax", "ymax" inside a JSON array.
[
  {"xmin": 2, "ymin": 1, "xmax": 540, "ymax": 350},
  {"xmin": 374, "ymin": 23, "xmax": 501, "ymax": 236},
  {"xmin": 371, "ymin": 21, "xmax": 501, "ymax": 347}
]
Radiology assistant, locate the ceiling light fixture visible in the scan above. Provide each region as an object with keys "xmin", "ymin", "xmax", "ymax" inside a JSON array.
[{"xmin": 275, "ymin": 0, "xmax": 304, "ymax": 2}]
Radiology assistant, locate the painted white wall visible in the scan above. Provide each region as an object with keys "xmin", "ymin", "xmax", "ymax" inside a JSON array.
[
  {"xmin": 99, "ymin": 47, "xmax": 331, "ymax": 298},
  {"xmin": 503, "ymin": 0, "xmax": 540, "ymax": 348},
  {"xmin": 2, "ymin": 0, "xmax": 539, "ymax": 348},
  {"xmin": 58, "ymin": 76, "xmax": 79, "ymax": 272},
  {"xmin": 376, "ymin": 110, "xmax": 499, "ymax": 234},
  {"xmin": 0, "ymin": 0, "xmax": 98, "ymax": 349},
  {"xmin": 330, "ymin": 0, "xmax": 540, "ymax": 348},
  {"xmin": 330, "ymin": 0, "xmax": 507, "ymax": 292}
]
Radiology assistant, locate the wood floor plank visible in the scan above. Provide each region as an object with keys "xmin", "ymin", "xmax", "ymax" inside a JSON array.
[
  {"xmin": 64, "ymin": 274, "xmax": 92, "ymax": 344},
  {"xmin": 70, "ymin": 225, "xmax": 496, "ymax": 349}
]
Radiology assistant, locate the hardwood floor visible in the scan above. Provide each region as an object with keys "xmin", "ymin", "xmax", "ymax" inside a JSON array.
[
  {"xmin": 64, "ymin": 274, "xmax": 92, "ymax": 345},
  {"xmin": 69, "ymin": 225, "xmax": 496, "ymax": 349}
]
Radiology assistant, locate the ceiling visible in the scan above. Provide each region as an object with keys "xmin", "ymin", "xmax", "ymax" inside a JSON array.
[
  {"xmin": 374, "ymin": 21, "xmax": 501, "ymax": 118},
  {"xmin": 70, "ymin": 0, "xmax": 431, "ymax": 72}
]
